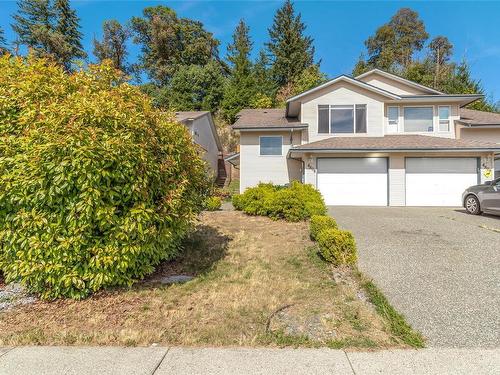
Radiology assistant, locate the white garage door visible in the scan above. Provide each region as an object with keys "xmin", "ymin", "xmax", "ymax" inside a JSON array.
[
  {"xmin": 317, "ymin": 158, "xmax": 388, "ymax": 206},
  {"xmin": 406, "ymin": 158, "xmax": 478, "ymax": 206}
]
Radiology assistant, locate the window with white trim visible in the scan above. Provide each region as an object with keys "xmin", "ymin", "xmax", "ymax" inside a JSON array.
[
  {"xmin": 387, "ymin": 106, "xmax": 399, "ymax": 133},
  {"xmin": 404, "ymin": 107, "xmax": 434, "ymax": 132},
  {"xmin": 317, "ymin": 104, "xmax": 367, "ymax": 134},
  {"xmin": 438, "ymin": 106, "xmax": 450, "ymax": 132},
  {"xmin": 259, "ymin": 136, "xmax": 282, "ymax": 155}
]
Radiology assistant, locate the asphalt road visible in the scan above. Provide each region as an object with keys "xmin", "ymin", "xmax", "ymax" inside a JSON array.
[{"xmin": 330, "ymin": 206, "xmax": 500, "ymax": 348}]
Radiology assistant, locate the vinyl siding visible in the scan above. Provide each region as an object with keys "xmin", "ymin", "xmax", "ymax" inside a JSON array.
[
  {"xmin": 300, "ymin": 81, "xmax": 386, "ymax": 142},
  {"xmin": 239, "ymin": 131, "xmax": 302, "ymax": 192},
  {"xmin": 459, "ymin": 128, "xmax": 500, "ymax": 144},
  {"xmin": 188, "ymin": 115, "xmax": 220, "ymax": 174},
  {"xmin": 359, "ymin": 74, "xmax": 430, "ymax": 95}
]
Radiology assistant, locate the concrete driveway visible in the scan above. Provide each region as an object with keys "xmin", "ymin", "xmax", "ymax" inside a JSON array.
[{"xmin": 330, "ymin": 207, "xmax": 500, "ymax": 348}]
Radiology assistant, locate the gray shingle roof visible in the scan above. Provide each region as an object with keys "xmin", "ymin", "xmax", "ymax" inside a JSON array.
[
  {"xmin": 459, "ymin": 108, "xmax": 500, "ymax": 125},
  {"xmin": 175, "ymin": 111, "xmax": 210, "ymax": 123},
  {"xmin": 290, "ymin": 135, "xmax": 500, "ymax": 152},
  {"xmin": 232, "ymin": 109, "xmax": 307, "ymax": 129}
]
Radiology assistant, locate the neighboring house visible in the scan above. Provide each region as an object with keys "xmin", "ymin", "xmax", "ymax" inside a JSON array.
[
  {"xmin": 175, "ymin": 111, "xmax": 225, "ymax": 184},
  {"xmin": 231, "ymin": 69, "xmax": 500, "ymax": 206},
  {"xmin": 455, "ymin": 108, "xmax": 500, "ymax": 178}
]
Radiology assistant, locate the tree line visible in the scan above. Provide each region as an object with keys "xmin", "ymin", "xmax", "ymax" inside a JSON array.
[{"xmin": 0, "ymin": 1, "xmax": 498, "ymax": 149}]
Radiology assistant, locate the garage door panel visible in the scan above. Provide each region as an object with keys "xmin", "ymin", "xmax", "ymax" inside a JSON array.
[
  {"xmin": 406, "ymin": 158, "xmax": 478, "ymax": 207},
  {"xmin": 317, "ymin": 158, "xmax": 388, "ymax": 206}
]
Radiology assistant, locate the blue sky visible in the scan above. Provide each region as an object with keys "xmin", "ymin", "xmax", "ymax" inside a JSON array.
[{"xmin": 1, "ymin": 1, "xmax": 499, "ymax": 102}]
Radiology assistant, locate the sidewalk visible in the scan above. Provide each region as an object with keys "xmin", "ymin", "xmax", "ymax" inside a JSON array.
[{"xmin": 0, "ymin": 346, "xmax": 499, "ymax": 375}]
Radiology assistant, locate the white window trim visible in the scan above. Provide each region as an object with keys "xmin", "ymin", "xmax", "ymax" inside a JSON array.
[
  {"xmin": 317, "ymin": 104, "xmax": 367, "ymax": 135},
  {"xmin": 403, "ymin": 105, "xmax": 435, "ymax": 134},
  {"xmin": 259, "ymin": 135, "xmax": 283, "ymax": 156},
  {"xmin": 438, "ymin": 105, "xmax": 451, "ymax": 133},
  {"xmin": 387, "ymin": 106, "xmax": 399, "ymax": 133}
]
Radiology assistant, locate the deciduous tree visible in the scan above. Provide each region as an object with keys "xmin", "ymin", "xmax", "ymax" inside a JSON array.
[{"xmin": 93, "ymin": 20, "xmax": 130, "ymax": 72}]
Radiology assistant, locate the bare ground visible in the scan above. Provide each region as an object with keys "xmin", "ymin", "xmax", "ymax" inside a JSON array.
[{"xmin": 0, "ymin": 211, "xmax": 409, "ymax": 348}]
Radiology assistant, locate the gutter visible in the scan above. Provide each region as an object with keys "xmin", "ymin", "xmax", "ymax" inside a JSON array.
[
  {"xmin": 232, "ymin": 125, "xmax": 308, "ymax": 131},
  {"xmin": 288, "ymin": 147, "xmax": 500, "ymax": 156}
]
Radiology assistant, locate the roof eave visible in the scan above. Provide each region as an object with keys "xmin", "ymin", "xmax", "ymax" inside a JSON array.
[
  {"xmin": 232, "ymin": 125, "xmax": 308, "ymax": 131},
  {"xmin": 288, "ymin": 147, "xmax": 500, "ymax": 154}
]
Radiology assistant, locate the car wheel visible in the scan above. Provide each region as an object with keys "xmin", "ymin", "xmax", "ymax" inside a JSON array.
[{"xmin": 465, "ymin": 195, "xmax": 481, "ymax": 215}]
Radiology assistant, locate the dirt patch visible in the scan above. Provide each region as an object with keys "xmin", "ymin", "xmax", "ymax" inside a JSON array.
[{"xmin": 0, "ymin": 211, "xmax": 406, "ymax": 348}]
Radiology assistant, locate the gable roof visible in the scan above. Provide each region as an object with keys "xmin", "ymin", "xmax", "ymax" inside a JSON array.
[
  {"xmin": 175, "ymin": 111, "xmax": 222, "ymax": 151},
  {"xmin": 232, "ymin": 109, "xmax": 307, "ymax": 130},
  {"xmin": 175, "ymin": 111, "xmax": 210, "ymax": 122},
  {"xmin": 286, "ymin": 75, "xmax": 402, "ymax": 104},
  {"xmin": 355, "ymin": 68, "xmax": 444, "ymax": 95},
  {"xmin": 458, "ymin": 108, "xmax": 500, "ymax": 126}
]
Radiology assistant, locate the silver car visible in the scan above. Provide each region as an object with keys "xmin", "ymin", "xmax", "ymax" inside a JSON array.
[{"xmin": 462, "ymin": 178, "xmax": 500, "ymax": 216}]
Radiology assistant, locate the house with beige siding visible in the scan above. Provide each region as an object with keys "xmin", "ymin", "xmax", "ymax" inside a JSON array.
[
  {"xmin": 231, "ymin": 69, "xmax": 500, "ymax": 206},
  {"xmin": 175, "ymin": 111, "xmax": 226, "ymax": 184}
]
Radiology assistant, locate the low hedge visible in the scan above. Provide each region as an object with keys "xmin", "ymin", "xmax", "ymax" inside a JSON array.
[
  {"xmin": 205, "ymin": 196, "xmax": 222, "ymax": 211},
  {"xmin": 316, "ymin": 228, "xmax": 357, "ymax": 266},
  {"xmin": 309, "ymin": 215, "xmax": 337, "ymax": 241},
  {"xmin": 231, "ymin": 181, "xmax": 326, "ymax": 222}
]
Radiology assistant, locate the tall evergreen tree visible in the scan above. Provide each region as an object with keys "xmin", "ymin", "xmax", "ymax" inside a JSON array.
[
  {"xmin": 12, "ymin": 0, "xmax": 85, "ymax": 69},
  {"xmin": 11, "ymin": 0, "xmax": 53, "ymax": 48},
  {"xmin": 266, "ymin": 0, "xmax": 315, "ymax": 87},
  {"xmin": 93, "ymin": 20, "xmax": 130, "ymax": 72},
  {"xmin": 251, "ymin": 50, "xmax": 276, "ymax": 107},
  {"xmin": 220, "ymin": 20, "xmax": 256, "ymax": 122},
  {"xmin": 53, "ymin": 0, "xmax": 86, "ymax": 66}
]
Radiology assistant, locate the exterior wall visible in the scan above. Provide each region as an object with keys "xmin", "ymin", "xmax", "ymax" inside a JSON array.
[
  {"xmin": 297, "ymin": 80, "xmax": 460, "ymax": 143},
  {"xmin": 360, "ymin": 74, "xmax": 430, "ymax": 95},
  {"xmin": 300, "ymin": 81, "xmax": 386, "ymax": 142},
  {"xmin": 188, "ymin": 115, "xmax": 220, "ymax": 175},
  {"xmin": 302, "ymin": 151, "xmax": 494, "ymax": 206},
  {"xmin": 239, "ymin": 130, "xmax": 302, "ymax": 192},
  {"xmin": 383, "ymin": 103, "xmax": 459, "ymax": 139}
]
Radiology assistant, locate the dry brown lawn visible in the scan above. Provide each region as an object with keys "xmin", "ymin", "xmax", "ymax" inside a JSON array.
[{"xmin": 0, "ymin": 211, "xmax": 410, "ymax": 348}]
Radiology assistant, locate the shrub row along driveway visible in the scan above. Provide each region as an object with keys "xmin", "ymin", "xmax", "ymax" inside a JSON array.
[{"xmin": 330, "ymin": 207, "xmax": 500, "ymax": 348}]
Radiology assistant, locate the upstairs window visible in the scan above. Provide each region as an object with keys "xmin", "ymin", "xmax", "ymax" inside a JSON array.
[
  {"xmin": 317, "ymin": 104, "xmax": 367, "ymax": 134},
  {"xmin": 259, "ymin": 136, "xmax": 282, "ymax": 155},
  {"xmin": 387, "ymin": 106, "xmax": 399, "ymax": 132},
  {"xmin": 438, "ymin": 106, "xmax": 450, "ymax": 132},
  {"xmin": 404, "ymin": 107, "xmax": 434, "ymax": 132}
]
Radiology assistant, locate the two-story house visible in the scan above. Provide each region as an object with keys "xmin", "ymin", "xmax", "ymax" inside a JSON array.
[{"xmin": 231, "ymin": 69, "xmax": 500, "ymax": 206}]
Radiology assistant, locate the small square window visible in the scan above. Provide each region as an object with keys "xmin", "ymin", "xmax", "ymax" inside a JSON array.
[{"xmin": 260, "ymin": 136, "xmax": 282, "ymax": 155}]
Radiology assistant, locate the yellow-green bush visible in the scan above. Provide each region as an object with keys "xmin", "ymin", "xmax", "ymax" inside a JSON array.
[
  {"xmin": 232, "ymin": 181, "xmax": 326, "ymax": 222},
  {"xmin": 316, "ymin": 228, "xmax": 357, "ymax": 265},
  {"xmin": 0, "ymin": 55, "xmax": 210, "ymax": 299},
  {"xmin": 205, "ymin": 196, "xmax": 222, "ymax": 211},
  {"xmin": 309, "ymin": 215, "xmax": 337, "ymax": 241}
]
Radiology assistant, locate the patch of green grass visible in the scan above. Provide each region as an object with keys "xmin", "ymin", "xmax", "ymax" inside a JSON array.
[
  {"xmin": 259, "ymin": 329, "xmax": 318, "ymax": 348},
  {"xmin": 360, "ymin": 278, "xmax": 425, "ymax": 348},
  {"xmin": 326, "ymin": 336, "xmax": 378, "ymax": 349}
]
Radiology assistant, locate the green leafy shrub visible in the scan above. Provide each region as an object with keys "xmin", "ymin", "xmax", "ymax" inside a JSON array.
[
  {"xmin": 232, "ymin": 181, "xmax": 326, "ymax": 222},
  {"xmin": 205, "ymin": 196, "xmax": 222, "ymax": 211},
  {"xmin": 0, "ymin": 55, "xmax": 210, "ymax": 299},
  {"xmin": 316, "ymin": 228, "xmax": 357, "ymax": 265},
  {"xmin": 309, "ymin": 215, "xmax": 337, "ymax": 241},
  {"xmin": 231, "ymin": 183, "xmax": 277, "ymax": 216}
]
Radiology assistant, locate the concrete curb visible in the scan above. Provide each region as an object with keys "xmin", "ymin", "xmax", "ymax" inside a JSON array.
[{"xmin": 0, "ymin": 346, "xmax": 498, "ymax": 374}]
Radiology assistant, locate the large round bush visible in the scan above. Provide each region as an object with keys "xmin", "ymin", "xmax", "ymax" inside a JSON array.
[{"xmin": 0, "ymin": 55, "xmax": 209, "ymax": 299}]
